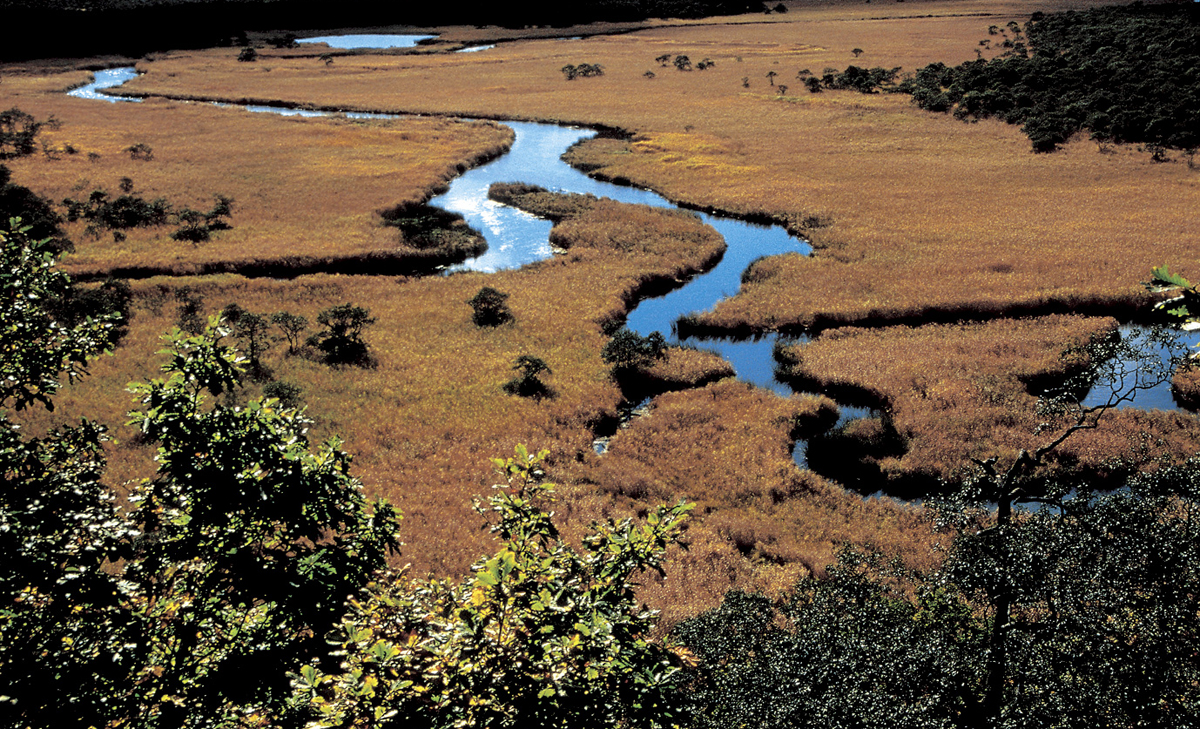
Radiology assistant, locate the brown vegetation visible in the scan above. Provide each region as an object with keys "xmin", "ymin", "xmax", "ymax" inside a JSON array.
[
  {"xmin": 104, "ymin": 0, "xmax": 1199, "ymax": 337},
  {"xmin": 6, "ymin": 0, "xmax": 1199, "ymax": 622},
  {"xmin": 15, "ymin": 193, "xmax": 742, "ymax": 596},
  {"xmin": 778, "ymin": 316, "xmax": 1200, "ymax": 495},
  {"xmin": 643, "ymin": 346, "xmax": 735, "ymax": 390},
  {"xmin": 0, "ymin": 70, "xmax": 512, "ymax": 278},
  {"xmin": 1172, "ymin": 361, "xmax": 1200, "ymax": 411},
  {"xmin": 571, "ymin": 379, "xmax": 936, "ymax": 623}
]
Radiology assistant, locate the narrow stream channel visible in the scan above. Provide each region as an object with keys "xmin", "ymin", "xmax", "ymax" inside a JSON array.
[{"xmin": 69, "ymin": 65, "xmax": 1193, "ymax": 476}]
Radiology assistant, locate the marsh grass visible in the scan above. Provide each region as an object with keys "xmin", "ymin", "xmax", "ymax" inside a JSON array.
[
  {"xmin": 0, "ymin": 76, "xmax": 512, "ymax": 278},
  {"xmin": 778, "ymin": 316, "xmax": 1200, "ymax": 494}
]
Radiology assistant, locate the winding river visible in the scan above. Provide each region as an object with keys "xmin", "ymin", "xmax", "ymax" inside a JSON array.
[{"xmin": 68, "ymin": 64, "xmax": 1191, "ymax": 475}]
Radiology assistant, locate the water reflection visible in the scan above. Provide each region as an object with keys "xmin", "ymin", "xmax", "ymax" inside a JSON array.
[
  {"xmin": 68, "ymin": 67, "xmax": 143, "ymax": 103},
  {"xmin": 297, "ymin": 34, "xmax": 436, "ymax": 49}
]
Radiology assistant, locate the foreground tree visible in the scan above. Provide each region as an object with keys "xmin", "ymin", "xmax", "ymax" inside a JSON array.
[
  {"xmin": 0, "ymin": 221, "xmax": 131, "ymax": 726},
  {"xmin": 124, "ymin": 322, "xmax": 401, "ymax": 726},
  {"xmin": 290, "ymin": 446, "xmax": 692, "ymax": 729},
  {"xmin": 678, "ymin": 304, "xmax": 1200, "ymax": 728},
  {"xmin": 0, "ymin": 223, "xmax": 400, "ymax": 726}
]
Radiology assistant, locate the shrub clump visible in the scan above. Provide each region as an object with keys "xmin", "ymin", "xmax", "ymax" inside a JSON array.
[{"xmin": 468, "ymin": 286, "xmax": 513, "ymax": 327}]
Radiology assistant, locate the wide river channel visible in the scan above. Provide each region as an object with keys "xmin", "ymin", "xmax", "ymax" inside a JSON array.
[{"xmin": 70, "ymin": 63, "xmax": 1196, "ymax": 478}]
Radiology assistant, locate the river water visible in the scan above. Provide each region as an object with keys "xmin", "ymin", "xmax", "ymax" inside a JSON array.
[{"xmin": 68, "ymin": 65, "xmax": 1191, "ymax": 473}]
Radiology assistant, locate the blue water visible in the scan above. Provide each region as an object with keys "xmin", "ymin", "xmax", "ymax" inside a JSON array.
[
  {"xmin": 68, "ymin": 67, "xmax": 143, "ymax": 103},
  {"xmin": 297, "ymin": 34, "xmax": 436, "ymax": 49}
]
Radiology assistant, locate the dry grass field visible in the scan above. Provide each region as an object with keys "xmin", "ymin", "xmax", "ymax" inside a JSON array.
[
  {"xmin": 779, "ymin": 316, "xmax": 1200, "ymax": 493},
  {"xmin": 110, "ymin": 0, "xmax": 1200, "ymax": 332},
  {"xmin": 3, "ymin": 0, "xmax": 1197, "ymax": 618},
  {"xmin": 0, "ymin": 70, "xmax": 512, "ymax": 278}
]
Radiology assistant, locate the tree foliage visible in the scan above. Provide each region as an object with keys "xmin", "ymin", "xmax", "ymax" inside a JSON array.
[
  {"xmin": 468, "ymin": 286, "xmax": 513, "ymax": 327},
  {"xmin": 0, "ymin": 224, "xmax": 400, "ymax": 726},
  {"xmin": 678, "ymin": 295, "xmax": 1200, "ymax": 728},
  {"xmin": 901, "ymin": 4, "xmax": 1200, "ymax": 151},
  {"xmin": 124, "ymin": 322, "xmax": 401, "ymax": 726},
  {"xmin": 290, "ymin": 445, "xmax": 692, "ymax": 729},
  {"xmin": 309, "ymin": 303, "xmax": 376, "ymax": 366}
]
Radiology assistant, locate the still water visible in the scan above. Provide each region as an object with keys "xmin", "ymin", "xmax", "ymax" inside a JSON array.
[{"xmin": 297, "ymin": 34, "xmax": 436, "ymax": 49}]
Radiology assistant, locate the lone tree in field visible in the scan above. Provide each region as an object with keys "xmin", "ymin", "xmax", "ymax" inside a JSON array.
[
  {"xmin": 0, "ymin": 108, "xmax": 45, "ymax": 159},
  {"xmin": 468, "ymin": 286, "xmax": 513, "ymax": 327},
  {"xmin": 503, "ymin": 355, "xmax": 554, "ymax": 399},
  {"xmin": 272, "ymin": 312, "xmax": 309, "ymax": 354},
  {"xmin": 851, "ymin": 47, "xmax": 864, "ymax": 57},
  {"xmin": 309, "ymin": 303, "xmax": 376, "ymax": 366},
  {"xmin": 765, "ymin": 70, "xmax": 777, "ymax": 85}
]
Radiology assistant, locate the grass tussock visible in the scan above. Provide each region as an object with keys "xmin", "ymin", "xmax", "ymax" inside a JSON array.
[
  {"xmin": 642, "ymin": 346, "xmax": 735, "ymax": 390},
  {"xmin": 1172, "ymin": 363, "xmax": 1200, "ymax": 411},
  {"xmin": 779, "ymin": 316, "xmax": 1200, "ymax": 494}
]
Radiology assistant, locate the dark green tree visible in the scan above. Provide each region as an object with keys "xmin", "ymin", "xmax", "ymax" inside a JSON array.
[
  {"xmin": 503, "ymin": 355, "xmax": 554, "ymax": 399},
  {"xmin": 309, "ymin": 303, "xmax": 376, "ymax": 366},
  {"xmin": 468, "ymin": 286, "xmax": 513, "ymax": 326},
  {"xmin": 678, "ymin": 314, "xmax": 1200, "ymax": 729},
  {"xmin": 272, "ymin": 311, "xmax": 309, "ymax": 354},
  {"xmin": 0, "ymin": 221, "xmax": 131, "ymax": 727}
]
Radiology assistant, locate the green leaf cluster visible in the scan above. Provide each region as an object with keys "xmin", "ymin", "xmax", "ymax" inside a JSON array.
[
  {"xmin": 290, "ymin": 445, "xmax": 693, "ymax": 729},
  {"xmin": 0, "ymin": 221, "xmax": 400, "ymax": 727}
]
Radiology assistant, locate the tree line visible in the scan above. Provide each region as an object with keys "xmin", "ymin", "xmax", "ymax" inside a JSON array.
[
  {"xmin": 900, "ymin": 3, "xmax": 1200, "ymax": 152},
  {"xmin": 0, "ymin": 0, "xmax": 769, "ymax": 61}
]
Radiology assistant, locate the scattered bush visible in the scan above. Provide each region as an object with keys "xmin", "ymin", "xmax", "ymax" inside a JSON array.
[
  {"xmin": 503, "ymin": 355, "xmax": 554, "ymax": 399},
  {"xmin": 271, "ymin": 311, "xmax": 309, "ymax": 354},
  {"xmin": 174, "ymin": 287, "xmax": 206, "ymax": 335},
  {"xmin": 170, "ymin": 194, "xmax": 234, "ymax": 243},
  {"xmin": 601, "ymin": 327, "xmax": 667, "ymax": 378},
  {"xmin": 262, "ymin": 379, "xmax": 304, "ymax": 409},
  {"xmin": 125, "ymin": 142, "xmax": 153, "ymax": 161},
  {"xmin": 308, "ymin": 303, "xmax": 375, "ymax": 367},
  {"xmin": 0, "ymin": 108, "xmax": 46, "ymax": 159},
  {"xmin": 379, "ymin": 201, "xmax": 480, "ymax": 252},
  {"xmin": 468, "ymin": 286, "xmax": 513, "ymax": 326},
  {"xmin": 237, "ymin": 47, "xmax": 258, "ymax": 62},
  {"xmin": 561, "ymin": 62, "xmax": 605, "ymax": 80}
]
